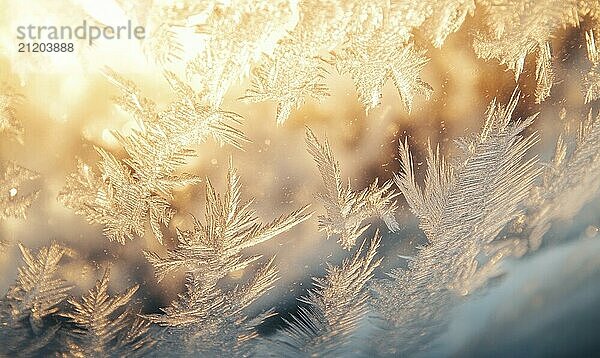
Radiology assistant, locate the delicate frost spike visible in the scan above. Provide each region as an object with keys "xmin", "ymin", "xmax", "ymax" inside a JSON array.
[
  {"xmin": 372, "ymin": 92, "xmax": 540, "ymax": 355},
  {"xmin": 144, "ymin": 162, "xmax": 312, "ymax": 283},
  {"xmin": 143, "ymin": 23, "xmax": 183, "ymax": 65},
  {"xmin": 473, "ymin": 0, "xmax": 576, "ymax": 100},
  {"xmin": 144, "ymin": 162, "xmax": 311, "ymax": 356},
  {"xmin": 242, "ymin": 47, "xmax": 330, "ymax": 125},
  {"xmin": 395, "ymin": 139, "xmax": 453, "ymax": 240},
  {"xmin": 6, "ymin": 242, "xmax": 72, "ymax": 324},
  {"xmin": 60, "ymin": 69, "xmax": 247, "ymax": 244},
  {"xmin": 101, "ymin": 67, "xmax": 157, "ymax": 128},
  {"xmin": 535, "ymin": 42, "xmax": 554, "ymax": 103},
  {"xmin": 145, "ymin": 267, "xmax": 278, "ymax": 356},
  {"xmin": 185, "ymin": 0, "xmax": 298, "ymax": 106},
  {"xmin": 260, "ymin": 231, "xmax": 382, "ymax": 357},
  {"xmin": 333, "ymin": 40, "xmax": 432, "ymax": 112},
  {"xmin": 527, "ymin": 109, "xmax": 600, "ymax": 249},
  {"xmin": 0, "ymin": 89, "xmax": 40, "ymax": 221},
  {"xmin": 584, "ymin": 30, "xmax": 600, "ymax": 104},
  {"xmin": 102, "ymin": 68, "xmax": 248, "ymax": 149},
  {"xmin": 160, "ymin": 70, "xmax": 249, "ymax": 149},
  {"xmin": 422, "ymin": 0, "xmax": 475, "ymax": 48},
  {"xmin": 61, "ymin": 268, "xmax": 154, "ymax": 357},
  {"xmin": 1, "ymin": 161, "xmax": 40, "ymax": 220},
  {"xmin": 59, "ymin": 148, "xmax": 175, "ymax": 245},
  {"xmin": 305, "ymin": 127, "xmax": 399, "ymax": 250},
  {"xmin": 0, "ymin": 242, "xmax": 72, "ymax": 356},
  {"xmin": 0, "ymin": 85, "xmax": 24, "ymax": 140}
]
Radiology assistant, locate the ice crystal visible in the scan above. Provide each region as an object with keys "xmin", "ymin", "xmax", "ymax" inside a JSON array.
[
  {"xmin": 0, "ymin": 87, "xmax": 40, "ymax": 221},
  {"xmin": 0, "ymin": 243, "xmax": 72, "ymax": 356},
  {"xmin": 333, "ymin": 39, "xmax": 432, "ymax": 112},
  {"xmin": 422, "ymin": 0, "xmax": 475, "ymax": 48},
  {"xmin": 474, "ymin": 0, "xmax": 578, "ymax": 103},
  {"xmin": 104, "ymin": 1, "xmax": 298, "ymax": 104},
  {"xmin": 147, "ymin": 261, "xmax": 279, "ymax": 356},
  {"xmin": 61, "ymin": 268, "xmax": 154, "ymax": 357},
  {"xmin": 59, "ymin": 150, "xmax": 175, "ymax": 244},
  {"xmin": 237, "ymin": 0, "xmax": 471, "ymax": 122},
  {"xmin": 59, "ymin": 69, "xmax": 246, "ymax": 244},
  {"xmin": 242, "ymin": 0, "xmax": 598, "ymax": 120},
  {"xmin": 372, "ymin": 92, "xmax": 540, "ymax": 355},
  {"xmin": 584, "ymin": 30, "xmax": 600, "ymax": 104},
  {"xmin": 6, "ymin": 243, "xmax": 72, "ymax": 326},
  {"xmin": 305, "ymin": 127, "xmax": 399, "ymax": 250},
  {"xmin": 0, "ymin": 85, "xmax": 24, "ymax": 140},
  {"xmin": 238, "ymin": 0, "xmax": 599, "ymax": 120},
  {"xmin": 260, "ymin": 232, "xmax": 382, "ymax": 357},
  {"xmin": 527, "ymin": 109, "xmax": 600, "ymax": 249},
  {"xmin": 106, "ymin": 68, "xmax": 247, "ymax": 151},
  {"xmin": 0, "ymin": 245, "xmax": 154, "ymax": 357},
  {"xmin": 144, "ymin": 164, "xmax": 311, "ymax": 356},
  {"xmin": 242, "ymin": 44, "xmax": 330, "ymax": 125},
  {"xmin": 1, "ymin": 161, "xmax": 40, "ymax": 220},
  {"xmin": 240, "ymin": 0, "xmax": 370, "ymax": 124},
  {"xmin": 145, "ymin": 163, "xmax": 312, "ymax": 283},
  {"xmin": 186, "ymin": 0, "xmax": 297, "ymax": 106},
  {"xmin": 534, "ymin": 41, "xmax": 555, "ymax": 104}
]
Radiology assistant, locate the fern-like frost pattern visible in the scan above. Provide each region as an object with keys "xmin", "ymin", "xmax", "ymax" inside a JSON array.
[
  {"xmin": 306, "ymin": 128, "xmax": 399, "ymax": 250},
  {"xmin": 59, "ymin": 70, "xmax": 246, "ymax": 244},
  {"xmin": 260, "ymin": 232, "xmax": 382, "ymax": 357},
  {"xmin": 144, "ymin": 164, "xmax": 311, "ymax": 356},
  {"xmin": 372, "ymin": 92, "xmax": 540, "ymax": 355}
]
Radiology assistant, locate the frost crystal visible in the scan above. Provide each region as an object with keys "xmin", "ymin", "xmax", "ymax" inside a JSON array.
[
  {"xmin": 372, "ymin": 92, "xmax": 540, "ymax": 355},
  {"xmin": 473, "ymin": 0, "xmax": 578, "ymax": 103},
  {"xmin": 111, "ymin": 0, "xmax": 192, "ymax": 65},
  {"xmin": 144, "ymin": 164, "xmax": 311, "ymax": 356},
  {"xmin": 186, "ymin": 0, "xmax": 297, "ymax": 106},
  {"xmin": 333, "ymin": 40, "xmax": 432, "ymax": 112},
  {"xmin": 0, "ymin": 87, "xmax": 39, "ymax": 221},
  {"xmin": 61, "ymin": 268, "xmax": 154, "ymax": 357},
  {"xmin": 1, "ymin": 161, "xmax": 40, "ymax": 220},
  {"xmin": 0, "ymin": 85, "xmax": 24, "ymax": 140},
  {"xmin": 423, "ymin": 0, "xmax": 475, "ymax": 47},
  {"xmin": 260, "ymin": 232, "xmax": 382, "ymax": 357},
  {"xmin": 59, "ymin": 150, "xmax": 175, "ymax": 244},
  {"xmin": 527, "ymin": 109, "xmax": 600, "ymax": 249},
  {"xmin": 59, "ymin": 69, "xmax": 246, "ymax": 244},
  {"xmin": 0, "ymin": 243, "xmax": 72, "ymax": 356},
  {"xmin": 306, "ymin": 127, "xmax": 399, "ymax": 250},
  {"xmin": 242, "ymin": 44, "xmax": 330, "ymax": 125},
  {"xmin": 584, "ymin": 30, "xmax": 600, "ymax": 104}
]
